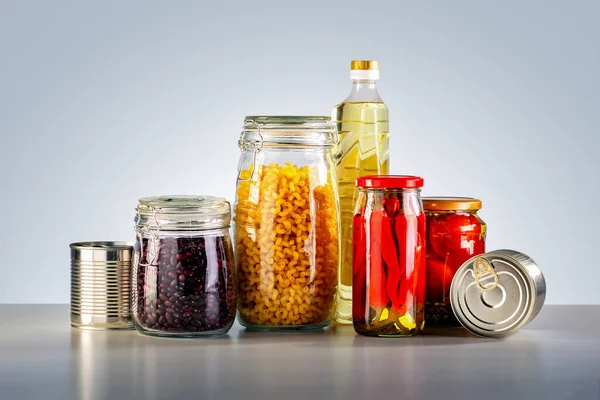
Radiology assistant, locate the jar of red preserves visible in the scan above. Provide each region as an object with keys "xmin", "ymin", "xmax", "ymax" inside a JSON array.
[
  {"xmin": 423, "ymin": 197, "xmax": 487, "ymax": 328},
  {"xmin": 353, "ymin": 175, "xmax": 426, "ymax": 337}
]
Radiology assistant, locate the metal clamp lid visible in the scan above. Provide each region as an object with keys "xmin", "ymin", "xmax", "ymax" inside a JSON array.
[{"xmin": 237, "ymin": 119, "xmax": 263, "ymax": 182}]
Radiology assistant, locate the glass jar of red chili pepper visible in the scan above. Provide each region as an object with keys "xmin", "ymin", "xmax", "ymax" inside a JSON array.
[
  {"xmin": 353, "ymin": 175, "xmax": 426, "ymax": 337},
  {"xmin": 422, "ymin": 197, "xmax": 487, "ymax": 328}
]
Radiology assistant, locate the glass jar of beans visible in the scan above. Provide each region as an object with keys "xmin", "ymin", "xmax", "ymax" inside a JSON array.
[
  {"xmin": 234, "ymin": 116, "xmax": 340, "ymax": 331},
  {"xmin": 132, "ymin": 195, "xmax": 236, "ymax": 337}
]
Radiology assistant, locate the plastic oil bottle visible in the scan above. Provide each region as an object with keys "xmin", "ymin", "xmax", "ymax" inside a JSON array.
[{"xmin": 332, "ymin": 60, "xmax": 390, "ymax": 324}]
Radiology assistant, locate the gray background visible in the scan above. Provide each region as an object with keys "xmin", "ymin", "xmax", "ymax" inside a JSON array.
[{"xmin": 1, "ymin": 0, "xmax": 598, "ymax": 304}]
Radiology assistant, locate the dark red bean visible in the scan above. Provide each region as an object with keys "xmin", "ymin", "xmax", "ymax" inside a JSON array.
[{"xmin": 133, "ymin": 235, "xmax": 236, "ymax": 335}]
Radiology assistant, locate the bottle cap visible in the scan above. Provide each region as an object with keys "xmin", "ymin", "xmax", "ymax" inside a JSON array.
[
  {"xmin": 356, "ymin": 175, "xmax": 424, "ymax": 189},
  {"xmin": 350, "ymin": 60, "xmax": 380, "ymax": 80},
  {"xmin": 422, "ymin": 197, "xmax": 483, "ymax": 211}
]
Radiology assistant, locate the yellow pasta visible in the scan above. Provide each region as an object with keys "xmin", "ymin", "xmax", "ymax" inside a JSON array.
[{"xmin": 234, "ymin": 162, "xmax": 338, "ymax": 327}]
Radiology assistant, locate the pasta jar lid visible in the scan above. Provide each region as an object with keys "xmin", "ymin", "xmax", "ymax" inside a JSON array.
[
  {"xmin": 450, "ymin": 249, "xmax": 546, "ymax": 338},
  {"xmin": 240, "ymin": 116, "xmax": 337, "ymax": 147},
  {"xmin": 422, "ymin": 197, "xmax": 482, "ymax": 211},
  {"xmin": 135, "ymin": 195, "xmax": 231, "ymax": 231},
  {"xmin": 356, "ymin": 175, "xmax": 424, "ymax": 189}
]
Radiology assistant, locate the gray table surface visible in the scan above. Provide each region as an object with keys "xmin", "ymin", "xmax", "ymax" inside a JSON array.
[{"xmin": 1, "ymin": 305, "xmax": 599, "ymax": 400}]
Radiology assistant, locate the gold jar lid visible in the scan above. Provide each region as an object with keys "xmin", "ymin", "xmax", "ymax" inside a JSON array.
[
  {"xmin": 422, "ymin": 197, "xmax": 482, "ymax": 211},
  {"xmin": 351, "ymin": 60, "xmax": 379, "ymax": 70}
]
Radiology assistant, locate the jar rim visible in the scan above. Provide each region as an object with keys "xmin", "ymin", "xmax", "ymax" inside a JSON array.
[
  {"xmin": 135, "ymin": 195, "xmax": 231, "ymax": 231},
  {"xmin": 240, "ymin": 115, "xmax": 337, "ymax": 147},
  {"xmin": 245, "ymin": 115, "xmax": 331, "ymax": 125},
  {"xmin": 138, "ymin": 195, "xmax": 227, "ymax": 210},
  {"xmin": 422, "ymin": 197, "xmax": 482, "ymax": 211}
]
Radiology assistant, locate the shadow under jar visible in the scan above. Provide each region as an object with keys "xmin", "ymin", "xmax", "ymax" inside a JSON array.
[
  {"xmin": 132, "ymin": 195, "xmax": 236, "ymax": 337},
  {"xmin": 234, "ymin": 116, "xmax": 340, "ymax": 331},
  {"xmin": 353, "ymin": 175, "xmax": 426, "ymax": 337},
  {"xmin": 422, "ymin": 197, "xmax": 486, "ymax": 328}
]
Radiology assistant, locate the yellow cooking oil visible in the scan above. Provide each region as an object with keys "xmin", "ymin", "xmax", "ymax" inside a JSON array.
[{"xmin": 332, "ymin": 100, "xmax": 389, "ymax": 324}]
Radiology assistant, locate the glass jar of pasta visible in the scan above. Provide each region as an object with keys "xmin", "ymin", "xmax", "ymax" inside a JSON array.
[
  {"xmin": 234, "ymin": 116, "xmax": 340, "ymax": 331},
  {"xmin": 422, "ymin": 197, "xmax": 487, "ymax": 328}
]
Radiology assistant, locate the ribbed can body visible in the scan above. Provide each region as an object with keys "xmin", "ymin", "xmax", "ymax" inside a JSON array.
[{"xmin": 70, "ymin": 242, "xmax": 134, "ymax": 330}]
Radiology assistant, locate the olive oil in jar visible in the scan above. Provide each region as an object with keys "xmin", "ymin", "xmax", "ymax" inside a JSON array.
[{"xmin": 332, "ymin": 61, "xmax": 389, "ymax": 325}]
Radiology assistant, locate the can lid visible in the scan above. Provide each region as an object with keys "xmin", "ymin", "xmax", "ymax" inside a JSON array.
[
  {"xmin": 356, "ymin": 175, "xmax": 424, "ymax": 189},
  {"xmin": 450, "ymin": 250, "xmax": 540, "ymax": 338},
  {"xmin": 422, "ymin": 197, "xmax": 482, "ymax": 211}
]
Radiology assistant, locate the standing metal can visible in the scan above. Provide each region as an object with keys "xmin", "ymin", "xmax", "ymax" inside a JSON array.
[
  {"xmin": 422, "ymin": 197, "xmax": 487, "ymax": 327},
  {"xmin": 352, "ymin": 175, "xmax": 426, "ymax": 337},
  {"xmin": 450, "ymin": 249, "xmax": 546, "ymax": 338},
  {"xmin": 70, "ymin": 241, "xmax": 134, "ymax": 330}
]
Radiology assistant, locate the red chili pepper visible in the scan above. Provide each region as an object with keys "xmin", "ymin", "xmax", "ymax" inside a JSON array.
[
  {"xmin": 381, "ymin": 214, "xmax": 401, "ymax": 309},
  {"xmin": 352, "ymin": 253, "xmax": 367, "ymax": 319},
  {"xmin": 352, "ymin": 213, "xmax": 366, "ymax": 277},
  {"xmin": 392, "ymin": 212, "xmax": 409, "ymax": 312},
  {"xmin": 382, "ymin": 195, "xmax": 400, "ymax": 218},
  {"xmin": 416, "ymin": 214, "xmax": 427, "ymax": 308},
  {"xmin": 369, "ymin": 210, "xmax": 389, "ymax": 308}
]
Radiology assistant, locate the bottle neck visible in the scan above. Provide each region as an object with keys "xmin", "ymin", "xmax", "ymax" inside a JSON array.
[{"xmin": 346, "ymin": 79, "xmax": 383, "ymax": 102}]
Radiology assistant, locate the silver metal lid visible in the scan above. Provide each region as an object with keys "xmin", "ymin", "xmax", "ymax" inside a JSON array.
[
  {"xmin": 70, "ymin": 241, "xmax": 134, "ymax": 330},
  {"xmin": 450, "ymin": 249, "xmax": 546, "ymax": 338},
  {"xmin": 135, "ymin": 195, "xmax": 231, "ymax": 231}
]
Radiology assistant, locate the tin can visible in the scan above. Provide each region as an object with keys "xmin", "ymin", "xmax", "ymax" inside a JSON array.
[
  {"xmin": 450, "ymin": 249, "xmax": 546, "ymax": 338},
  {"xmin": 70, "ymin": 241, "xmax": 134, "ymax": 330}
]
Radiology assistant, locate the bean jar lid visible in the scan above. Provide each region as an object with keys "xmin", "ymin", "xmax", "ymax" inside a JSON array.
[
  {"xmin": 422, "ymin": 197, "xmax": 482, "ymax": 211},
  {"xmin": 135, "ymin": 195, "xmax": 231, "ymax": 231},
  {"xmin": 356, "ymin": 175, "xmax": 424, "ymax": 189},
  {"xmin": 450, "ymin": 249, "xmax": 546, "ymax": 338},
  {"xmin": 240, "ymin": 116, "xmax": 337, "ymax": 148}
]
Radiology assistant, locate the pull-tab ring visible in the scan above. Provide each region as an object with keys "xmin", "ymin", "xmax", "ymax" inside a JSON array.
[
  {"xmin": 473, "ymin": 257, "xmax": 499, "ymax": 291},
  {"xmin": 237, "ymin": 119, "xmax": 263, "ymax": 182}
]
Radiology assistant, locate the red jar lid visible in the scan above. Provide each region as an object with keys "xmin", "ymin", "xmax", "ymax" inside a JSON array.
[{"xmin": 356, "ymin": 175, "xmax": 424, "ymax": 189}]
